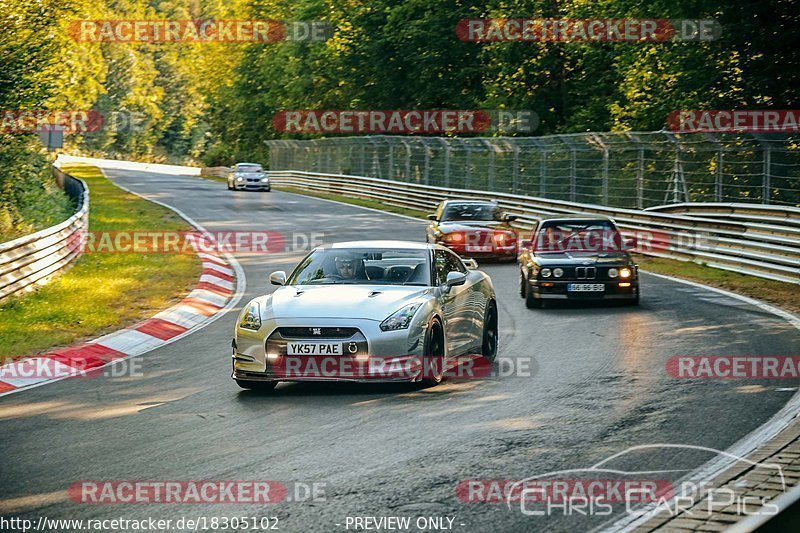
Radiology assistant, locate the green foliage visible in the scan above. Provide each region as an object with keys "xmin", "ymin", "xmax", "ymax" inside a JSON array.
[
  {"xmin": 1, "ymin": 0, "xmax": 798, "ymax": 166},
  {"xmin": 0, "ymin": 135, "xmax": 73, "ymax": 242}
]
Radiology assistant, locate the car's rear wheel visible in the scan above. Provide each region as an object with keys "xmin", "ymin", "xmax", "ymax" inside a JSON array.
[
  {"xmin": 420, "ymin": 319, "xmax": 445, "ymax": 387},
  {"xmin": 482, "ymin": 302, "xmax": 498, "ymax": 362},
  {"xmin": 524, "ymin": 274, "xmax": 542, "ymax": 308},
  {"xmin": 235, "ymin": 380, "xmax": 277, "ymax": 392}
]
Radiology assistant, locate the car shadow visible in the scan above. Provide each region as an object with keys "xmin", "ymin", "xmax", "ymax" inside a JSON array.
[{"xmin": 235, "ymin": 380, "xmax": 421, "ymax": 400}]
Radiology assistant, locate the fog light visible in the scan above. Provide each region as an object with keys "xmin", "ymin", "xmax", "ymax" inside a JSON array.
[{"xmin": 619, "ymin": 282, "xmax": 631, "ymax": 287}]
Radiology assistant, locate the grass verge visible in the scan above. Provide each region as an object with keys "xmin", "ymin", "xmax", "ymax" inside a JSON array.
[
  {"xmin": 273, "ymin": 183, "xmax": 799, "ymax": 315},
  {"xmin": 0, "ymin": 163, "xmax": 202, "ymax": 361},
  {"xmin": 632, "ymin": 255, "xmax": 800, "ymax": 314}
]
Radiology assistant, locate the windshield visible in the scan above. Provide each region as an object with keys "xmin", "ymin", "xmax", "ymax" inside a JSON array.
[
  {"xmin": 288, "ymin": 248, "xmax": 431, "ymax": 286},
  {"xmin": 441, "ymin": 203, "xmax": 501, "ymax": 222},
  {"xmin": 535, "ymin": 220, "xmax": 623, "ymax": 253},
  {"xmin": 235, "ymin": 164, "xmax": 262, "ymax": 172}
]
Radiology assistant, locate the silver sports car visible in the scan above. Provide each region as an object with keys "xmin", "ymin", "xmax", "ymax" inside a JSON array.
[{"xmin": 231, "ymin": 241, "xmax": 498, "ymax": 390}]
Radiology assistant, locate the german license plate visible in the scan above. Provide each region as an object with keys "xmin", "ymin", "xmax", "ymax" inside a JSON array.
[
  {"xmin": 567, "ymin": 283, "xmax": 605, "ymax": 292},
  {"xmin": 286, "ymin": 343, "xmax": 342, "ymax": 355},
  {"xmin": 465, "ymin": 245, "xmax": 492, "ymax": 252}
]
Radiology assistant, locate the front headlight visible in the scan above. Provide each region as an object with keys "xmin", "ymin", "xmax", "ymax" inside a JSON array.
[
  {"xmin": 261, "ymin": 178, "xmax": 269, "ymax": 183},
  {"xmin": 620, "ymin": 267, "xmax": 632, "ymax": 278},
  {"xmin": 236, "ymin": 176, "xmax": 244, "ymax": 182},
  {"xmin": 608, "ymin": 268, "xmax": 619, "ymax": 278},
  {"xmin": 380, "ymin": 303, "xmax": 421, "ymax": 332},
  {"xmin": 239, "ymin": 302, "xmax": 262, "ymax": 330},
  {"xmin": 553, "ymin": 268, "xmax": 564, "ymax": 278},
  {"xmin": 540, "ymin": 268, "xmax": 552, "ymax": 278}
]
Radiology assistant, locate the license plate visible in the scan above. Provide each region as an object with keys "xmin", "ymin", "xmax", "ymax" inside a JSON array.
[
  {"xmin": 465, "ymin": 245, "xmax": 492, "ymax": 252},
  {"xmin": 567, "ymin": 283, "xmax": 605, "ymax": 292},
  {"xmin": 286, "ymin": 342, "xmax": 342, "ymax": 355}
]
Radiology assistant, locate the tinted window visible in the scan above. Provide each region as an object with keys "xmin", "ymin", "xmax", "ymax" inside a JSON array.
[
  {"xmin": 445, "ymin": 251, "xmax": 467, "ymax": 274},
  {"xmin": 288, "ymin": 248, "xmax": 431, "ymax": 286},
  {"xmin": 434, "ymin": 250, "xmax": 450, "ymax": 286},
  {"xmin": 236, "ymin": 164, "xmax": 263, "ymax": 172},
  {"xmin": 441, "ymin": 203, "xmax": 501, "ymax": 222}
]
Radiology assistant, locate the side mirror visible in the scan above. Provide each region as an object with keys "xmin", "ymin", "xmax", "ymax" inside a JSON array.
[
  {"xmin": 269, "ymin": 271, "xmax": 287, "ymax": 286},
  {"xmin": 445, "ymin": 271, "xmax": 467, "ymax": 287},
  {"xmin": 462, "ymin": 258, "xmax": 479, "ymax": 270},
  {"xmin": 503, "ymin": 213, "xmax": 518, "ymax": 222},
  {"xmin": 427, "ymin": 214, "xmax": 438, "ymax": 221}
]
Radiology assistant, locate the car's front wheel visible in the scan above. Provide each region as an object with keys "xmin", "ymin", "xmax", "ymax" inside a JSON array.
[
  {"xmin": 419, "ymin": 319, "xmax": 445, "ymax": 387},
  {"xmin": 235, "ymin": 380, "xmax": 277, "ymax": 392},
  {"xmin": 524, "ymin": 274, "xmax": 543, "ymax": 309}
]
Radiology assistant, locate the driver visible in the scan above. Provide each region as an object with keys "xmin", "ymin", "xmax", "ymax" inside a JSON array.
[{"xmin": 333, "ymin": 253, "xmax": 359, "ymax": 279}]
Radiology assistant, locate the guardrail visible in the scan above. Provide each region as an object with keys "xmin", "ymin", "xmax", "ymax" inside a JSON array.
[
  {"xmin": 200, "ymin": 166, "xmax": 232, "ymax": 178},
  {"xmin": 0, "ymin": 166, "xmax": 89, "ymax": 302},
  {"xmin": 269, "ymin": 170, "xmax": 800, "ymax": 285}
]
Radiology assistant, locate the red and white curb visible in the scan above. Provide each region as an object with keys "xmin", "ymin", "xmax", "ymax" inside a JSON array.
[{"xmin": 0, "ymin": 161, "xmax": 246, "ymax": 397}]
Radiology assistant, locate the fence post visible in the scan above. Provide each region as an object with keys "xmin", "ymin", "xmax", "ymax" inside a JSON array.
[
  {"xmin": 540, "ymin": 151, "xmax": 547, "ymax": 197},
  {"xmin": 637, "ymin": 148, "xmax": 644, "ymax": 209},
  {"xmin": 438, "ymin": 138, "xmax": 451, "ymax": 188},
  {"xmin": 763, "ymin": 145, "xmax": 772, "ymax": 204},
  {"xmin": 465, "ymin": 148, "xmax": 472, "ymax": 189},
  {"xmin": 423, "ymin": 143, "xmax": 431, "ymax": 185},
  {"xmin": 716, "ymin": 149, "xmax": 723, "ymax": 202},
  {"xmin": 387, "ymin": 144, "xmax": 394, "ymax": 180},
  {"xmin": 483, "ymin": 140, "xmax": 495, "ymax": 191},
  {"xmin": 570, "ymin": 148, "xmax": 577, "ymax": 202},
  {"xmin": 512, "ymin": 143, "xmax": 520, "ymax": 194}
]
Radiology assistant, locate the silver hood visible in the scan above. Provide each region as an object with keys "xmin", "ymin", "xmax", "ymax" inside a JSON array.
[{"xmin": 263, "ymin": 285, "xmax": 431, "ymax": 321}]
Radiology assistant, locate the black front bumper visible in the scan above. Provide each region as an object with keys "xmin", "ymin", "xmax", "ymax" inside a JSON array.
[{"xmin": 529, "ymin": 279, "xmax": 638, "ymax": 300}]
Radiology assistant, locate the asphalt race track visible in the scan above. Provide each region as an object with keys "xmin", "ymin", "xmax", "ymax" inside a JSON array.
[{"xmin": 1, "ymin": 167, "xmax": 799, "ymax": 532}]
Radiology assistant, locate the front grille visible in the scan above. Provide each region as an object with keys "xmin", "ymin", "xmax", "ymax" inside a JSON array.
[
  {"xmin": 575, "ymin": 267, "xmax": 596, "ymax": 279},
  {"xmin": 276, "ymin": 327, "xmax": 359, "ymax": 339}
]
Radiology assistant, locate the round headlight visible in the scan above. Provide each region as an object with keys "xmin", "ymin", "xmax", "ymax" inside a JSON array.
[
  {"xmin": 236, "ymin": 177, "xmax": 244, "ymax": 181},
  {"xmin": 553, "ymin": 268, "xmax": 564, "ymax": 278},
  {"xmin": 608, "ymin": 268, "xmax": 618, "ymax": 278},
  {"xmin": 540, "ymin": 268, "xmax": 552, "ymax": 278},
  {"xmin": 620, "ymin": 267, "xmax": 632, "ymax": 278}
]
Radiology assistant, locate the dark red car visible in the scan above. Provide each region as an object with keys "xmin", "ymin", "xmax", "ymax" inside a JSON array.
[{"xmin": 425, "ymin": 200, "xmax": 518, "ymax": 261}]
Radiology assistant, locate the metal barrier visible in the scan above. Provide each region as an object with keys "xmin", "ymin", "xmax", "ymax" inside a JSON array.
[
  {"xmin": 269, "ymin": 170, "xmax": 800, "ymax": 284},
  {"xmin": 200, "ymin": 166, "xmax": 232, "ymax": 178},
  {"xmin": 0, "ymin": 167, "xmax": 89, "ymax": 302},
  {"xmin": 265, "ymin": 133, "xmax": 800, "ymax": 207}
]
